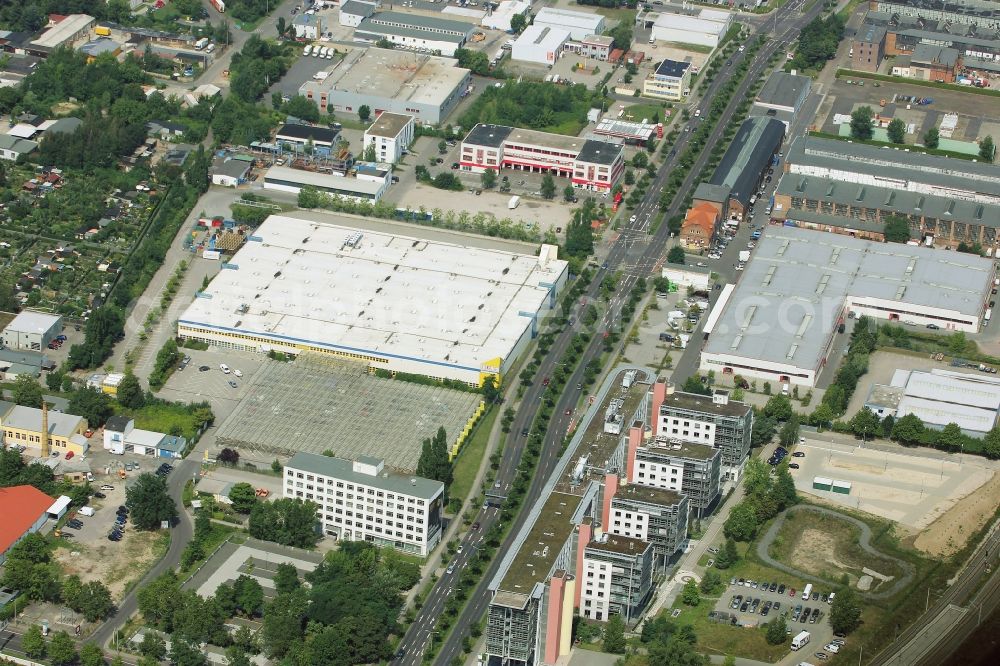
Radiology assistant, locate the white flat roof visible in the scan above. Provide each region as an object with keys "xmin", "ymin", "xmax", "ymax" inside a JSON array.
[
  {"xmin": 515, "ymin": 24, "xmax": 571, "ymax": 51},
  {"xmin": 5, "ymin": 310, "xmax": 61, "ymax": 335},
  {"xmin": 704, "ymin": 227, "xmax": 993, "ymax": 373},
  {"xmin": 264, "ymin": 166, "xmax": 385, "ymax": 194},
  {"xmin": 904, "ymin": 369, "xmax": 1000, "ymax": 411},
  {"xmin": 653, "ymin": 14, "xmax": 728, "ymax": 36},
  {"xmin": 180, "ymin": 215, "xmax": 567, "ymax": 374},
  {"xmin": 896, "ymin": 395, "xmax": 997, "ymax": 433},
  {"xmin": 534, "ymin": 7, "xmax": 604, "ymax": 30},
  {"xmin": 47, "ymin": 495, "xmax": 71, "ymax": 515}
]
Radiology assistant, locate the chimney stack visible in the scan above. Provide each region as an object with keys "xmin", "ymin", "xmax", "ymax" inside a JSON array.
[{"xmin": 40, "ymin": 402, "xmax": 49, "ymax": 459}]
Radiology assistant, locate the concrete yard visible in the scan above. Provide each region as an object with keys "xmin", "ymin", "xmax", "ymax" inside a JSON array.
[
  {"xmin": 182, "ymin": 538, "xmax": 323, "ymax": 599},
  {"xmin": 791, "ymin": 435, "xmax": 995, "ymax": 531},
  {"xmin": 213, "ymin": 354, "xmax": 483, "ymax": 471}
]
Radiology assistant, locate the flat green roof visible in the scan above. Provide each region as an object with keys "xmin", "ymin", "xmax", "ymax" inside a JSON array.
[{"xmin": 497, "ymin": 492, "xmax": 579, "ymax": 594}]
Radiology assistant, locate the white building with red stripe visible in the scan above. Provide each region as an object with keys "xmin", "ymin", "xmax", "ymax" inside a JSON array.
[{"xmin": 459, "ymin": 123, "xmax": 624, "ymax": 192}]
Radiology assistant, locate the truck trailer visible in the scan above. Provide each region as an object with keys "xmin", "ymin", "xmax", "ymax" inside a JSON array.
[{"xmin": 508, "ymin": 195, "xmax": 520, "ymax": 209}]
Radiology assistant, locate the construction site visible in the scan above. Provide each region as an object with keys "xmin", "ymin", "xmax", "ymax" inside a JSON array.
[{"xmin": 212, "ymin": 355, "xmax": 484, "ymax": 472}]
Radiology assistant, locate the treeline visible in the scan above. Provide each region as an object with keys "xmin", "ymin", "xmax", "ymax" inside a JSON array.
[
  {"xmin": 724, "ymin": 457, "xmax": 797, "ymax": 542},
  {"xmin": 18, "ymin": 49, "xmax": 151, "ymax": 110},
  {"xmin": 230, "ymin": 35, "xmax": 294, "ymax": 103},
  {"xmin": 37, "ymin": 113, "xmax": 146, "ymax": 169},
  {"xmin": 0, "ymin": 0, "xmax": 132, "ymax": 33}
]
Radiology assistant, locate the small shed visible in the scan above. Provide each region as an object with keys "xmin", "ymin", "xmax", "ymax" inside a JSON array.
[
  {"xmin": 812, "ymin": 476, "xmax": 833, "ymax": 492},
  {"xmin": 46, "ymin": 495, "xmax": 72, "ymax": 520},
  {"xmin": 832, "ymin": 480, "xmax": 852, "ymax": 495}
]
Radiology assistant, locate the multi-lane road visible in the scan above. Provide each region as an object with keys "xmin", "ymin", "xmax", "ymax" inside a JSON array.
[{"xmin": 393, "ymin": 2, "xmax": 829, "ymax": 664}]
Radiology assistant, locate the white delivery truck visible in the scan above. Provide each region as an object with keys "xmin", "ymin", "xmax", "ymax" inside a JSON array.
[
  {"xmin": 791, "ymin": 631, "xmax": 811, "ymax": 651},
  {"xmin": 739, "ymin": 250, "xmax": 751, "ymax": 263},
  {"xmin": 194, "ymin": 37, "xmax": 209, "ymax": 50},
  {"xmin": 303, "ymin": 45, "xmax": 313, "ymax": 57},
  {"xmin": 802, "ymin": 583, "xmax": 813, "ymax": 600},
  {"xmin": 79, "ymin": 506, "xmax": 95, "ymax": 517},
  {"xmin": 508, "ymin": 195, "xmax": 520, "ymax": 209}
]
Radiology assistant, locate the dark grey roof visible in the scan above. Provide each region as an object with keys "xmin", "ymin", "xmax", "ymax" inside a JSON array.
[
  {"xmin": 654, "ymin": 59, "xmax": 690, "ymax": 79},
  {"xmin": 342, "ymin": 0, "xmax": 377, "ymax": 17},
  {"xmin": 755, "ymin": 71, "xmax": 811, "ymax": 111},
  {"xmin": 358, "ymin": 11, "xmax": 474, "ymax": 43},
  {"xmin": 872, "ymin": 0, "xmax": 1000, "ymax": 21},
  {"xmin": 576, "ymin": 139, "xmax": 622, "ymax": 166},
  {"xmin": 463, "ymin": 123, "xmax": 513, "ymax": 148},
  {"xmin": 709, "ymin": 117, "xmax": 784, "ymax": 206},
  {"xmin": 694, "ymin": 182, "xmax": 730, "ymax": 204},
  {"xmin": 785, "ymin": 136, "xmax": 1000, "ymax": 196},
  {"xmin": 911, "ymin": 43, "xmax": 960, "ymax": 67},
  {"xmin": 286, "ymin": 452, "xmax": 444, "ymax": 499},
  {"xmin": 275, "ymin": 123, "xmax": 339, "ymax": 144},
  {"xmin": 47, "ymin": 117, "xmax": 82, "ymax": 134},
  {"xmin": 857, "ymin": 23, "xmax": 886, "ymax": 44},
  {"xmin": 660, "ymin": 391, "xmax": 752, "ymax": 418},
  {"xmin": 776, "ymin": 173, "xmax": 1000, "ymax": 229},
  {"xmin": 212, "ymin": 159, "xmax": 251, "ymax": 178},
  {"xmin": 104, "ymin": 415, "xmax": 133, "ymax": 432}
]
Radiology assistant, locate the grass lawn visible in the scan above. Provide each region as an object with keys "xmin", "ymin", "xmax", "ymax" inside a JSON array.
[
  {"xmin": 661, "ymin": 41, "xmax": 714, "ymax": 54},
  {"xmin": 593, "ymin": 7, "xmax": 637, "ymax": 23},
  {"xmin": 449, "ymin": 406, "xmax": 497, "ymax": 504},
  {"xmin": 664, "ymin": 596, "xmax": 789, "ymax": 662},
  {"xmin": 622, "ymin": 103, "xmax": 667, "ymax": 123},
  {"xmin": 125, "ymin": 401, "xmax": 206, "ymax": 440},
  {"xmin": 179, "ymin": 522, "xmax": 237, "ymax": 575}
]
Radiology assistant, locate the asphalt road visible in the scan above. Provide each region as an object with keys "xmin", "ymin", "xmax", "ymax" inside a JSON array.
[{"xmin": 393, "ymin": 2, "xmax": 829, "ymax": 664}]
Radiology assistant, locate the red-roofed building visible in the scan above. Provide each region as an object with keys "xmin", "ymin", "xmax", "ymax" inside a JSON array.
[
  {"xmin": 0, "ymin": 485, "xmax": 54, "ymax": 565},
  {"xmin": 680, "ymin": 202, "xmax": 719, "ymax": 249}
]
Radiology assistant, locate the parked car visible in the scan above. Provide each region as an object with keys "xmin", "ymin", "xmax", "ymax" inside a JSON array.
[
  {"xmin": 792, "ymin": 451, "xmax": 805, "ymax": 457},
  {"xmin": 769, "ymin": 582, "xmax": 777, "ymax": 592},
  {"xmin": 100, "ymin": 484, "xmax": 115, "ymax": 491},
  {"xmin": 789, "ymin": 463, "xmax": 800, "ymax": 469},
  {"xmin": 228, "ymin": 380, "xmax": 238, "ymax": 388},
  {"xmin": 234, "ymin": 369, "xmax": 243, "ymax": 378},
  {"xmin": 777, "ymin": 584, "xmax": 785, "ymax": 595},
  {"xmin": 93, "ymin": 492, "xmax": 106, "ymax": 499},
  {"xmin": 199, "ymin": 365, "xmax": 210, "ymax": 372}
]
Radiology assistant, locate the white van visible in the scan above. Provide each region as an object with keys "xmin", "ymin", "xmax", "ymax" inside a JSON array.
[
  {"xmin": 220, "ymin": 364, "xmax": 230, "ymax": 374},
  {"xmin": 782, "ymin": 383, "xmax": 790, "ymax": 395},
  {"xmin": 791, "ymin": 631, "xmax": 810, "ymax": 651},
  {"xmin": 205, "ymin": 43, "xmax": 215, "ymax": 54},
  {"xmin": 304, "ymin": 45, "xmax": 313, "ymax": 57}
]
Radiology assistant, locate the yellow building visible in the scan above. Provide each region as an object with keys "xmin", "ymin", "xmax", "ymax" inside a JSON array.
[{"xmin": 0, "ymin": 404, "xmax": 89, "ymax": 457}]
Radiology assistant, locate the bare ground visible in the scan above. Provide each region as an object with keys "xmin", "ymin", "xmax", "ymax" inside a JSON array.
[
  {"xmin": 913, "ymin": 470, "xmax": 1000, "ymax": 557},
  {"xmin": 54, "ymin": 530, "xmax": 169, "ymax": 600}
]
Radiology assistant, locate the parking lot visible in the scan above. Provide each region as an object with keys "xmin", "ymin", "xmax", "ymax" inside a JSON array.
[
  {"xmin": 154, "ymin": 347, "xmax": 268, "ymax": 427},
  {"xmin": 713, "ymin": 577, "xmax": 838, "ymax": 656}
]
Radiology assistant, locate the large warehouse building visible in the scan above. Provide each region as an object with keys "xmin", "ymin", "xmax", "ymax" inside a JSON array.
[
  {"xmin": 298, "ymin": 48, "xmax": 471, "ymax": 125},
  {"xmin": 773, "ymin": 135, "xmax": 1000, "ymax": 249},
  {"xmin": 700, "ymin": 226, "xmax": 995, "ymax": 387},
  {"xmin": 353, "ymin": 11, "xmax": 476, "ymax": 57},
  {"xmin": 650, "ymin": 6, "xmax": 733, "ymax": 48},
  {"xmin": 178, "ymin": 215, "xmax": 568, "ymax": 385},
  {"xmin": 532, "ymin": 7, "xmax": 606, "ymax": 41}
]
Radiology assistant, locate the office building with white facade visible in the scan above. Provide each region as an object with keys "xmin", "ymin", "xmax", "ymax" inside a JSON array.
[
  {"xmin": 364, "ymin": 112, "xmax": 415, "ymax": 164},
  {"xmin": 608, "ymin": 484, "xmax": 689, "ymax": 568},
  {"xmin": 283, "ymin": 452, "xmax": 444, "ymax": 556},
  {"xmin": 642, "ymin": 59, "xmax": 691, "ymax": 101},
  {"xmin": 650, "ymin": 382, "xmax": 754, "ymax": 481},
  {"xmin": 579, "ymin": 533, "xmax": 654, "ymax": 624}
]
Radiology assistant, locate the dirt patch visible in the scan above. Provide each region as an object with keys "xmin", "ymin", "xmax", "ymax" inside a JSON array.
[
  {"xmin": 50, "ymin": 101, "xmax": 80, "ymax": 115},
  {"xmin": 913, "ymin": 470, "xmax": 1000, "ymax": 557},
  {"xmin": 54, "ymin": 531, "xmax": 169, "ymax": 600}
]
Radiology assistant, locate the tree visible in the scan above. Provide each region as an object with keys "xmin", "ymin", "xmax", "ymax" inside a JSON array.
[
  {"xmin": 116, "ymin": 372, "xmax": 145, "ymax": 409},
  {"xmin": 883, "ymin": 215, "xmax": 911, "ymax": 243},
  {"xmin": 12, "ymin": 374, "xmax": 44, "ymax": 408},
  {"xmin": 936, "ymin": 422, "xmax": 963, "ymax": 451},
  {"xmin": 979, "ymin": 135, "xmax": 995, "ymax": 162},
  {"xmin": 779, "ymin": 415, "xmax": 800, "ymax": 447},
  {"xmin": 218, "ymin": 448, "xmax": 240, "ymax": 466},
  {"xmin": 48, "ymin": 631, "xmax": 77, "ymax": 666},
  {"xmin": 481, "ymin": 169, "xmax": 497, "ymax": 189},
  {"xmin": 887, "ymin": 117, "xmax": 906, "ymax": 144},
  {"xmin": 68, "ymin": 387, "xmax": 114, "ymax": 428},
  {"xmin": 169, "ymin": 638, "xmax": 207, "ymax": 666},
  {"xmin": 274, "ymin": 562, "xmax": 301, "ymax": 594},
  {"xmin": 682, "ymin": 376, "xmax": 712, "ymax": 396},
  {"xmin": 276, "ymin": 16, "xmax": 286, "ymax": 37},
  {"xmin": 830, "ymin": 587, "xmax": 863, "ymax": 634},
  {"xmin": 140, "ymin": 632, "xmax": 167, "ymax": 660},
  {"xmin": 924, "ymin": 127, "xmax": 940, "ymax": 149},
  {"xmin": 766, "ymin": 615, "xmax": 788, "ymax": 644},
  {"xmin": 849, "ymin": 106, "xmax": 874, "ymax": 140},
  {"xmin": 510, "ymin": 12, "xmax": 528, "ymax": 34},
  {"xmin": 225, "ymin": 644, "xmax": 253, "ymax": 666},
  {"xmin": 229, "ymin": 482, "xmax": 258, "ymax": 514},
  {"xmin": 248, "ymin": 498, "xmax": 320, "ymax": 548},
  {"xmin": 850, "ymin": 407, "xmax": 880, "ymax": 440},
  {"xmin": 891, "ymin": 413, "xmax": 926, "ymax": 445},
  {"xmin": 608, "ymin": 20, "xmax": 634, "ymax": 51},
  {"xmin": 126, "ymin": 473, "xmax": 179, "ymax": 530},
  {"xmin": 358, "ymin": 105, "xmax": 371, "ymax": 121},
  {"xmin": 22, "ymin": 624, "xmax": 46, "ymax": 659},
  {"xmin": 763, "ymin": 394, "xmax": 793, "ymax": 422},
  {"xmin": 603, "ymin": 614, "xmax": 627, "ymax": 653},
  {"xmin": 700, "ymin": 570, "xmax": 721, "ymax": 594},
  {"xmin": 667, "ymin": 245, "xmax": 686, "ymax": 264},
  {"xmin": 540, "ymin": 173, "xmax": 556, "ymax": 199},
  {"xmin": 564, "ymin": 184, "xmax": 576, "ymax": 202},
  {"xmin": 680, "ymin": 578, "xmax": 700, "ymax": 606},
  {"xmin": 63, "ymin": 577, "xmax": 114, "ymax": 621},
  {"xmin": 771, "ymin": 463, "xmax": 798, "ymax": 509},
  {"xmin": 723, "ymin": 501, "xmax": 758, "ymax": 542},
  {"xmin": 79, "ymin": 643, "xmax": 106, "ymax": 666}
]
